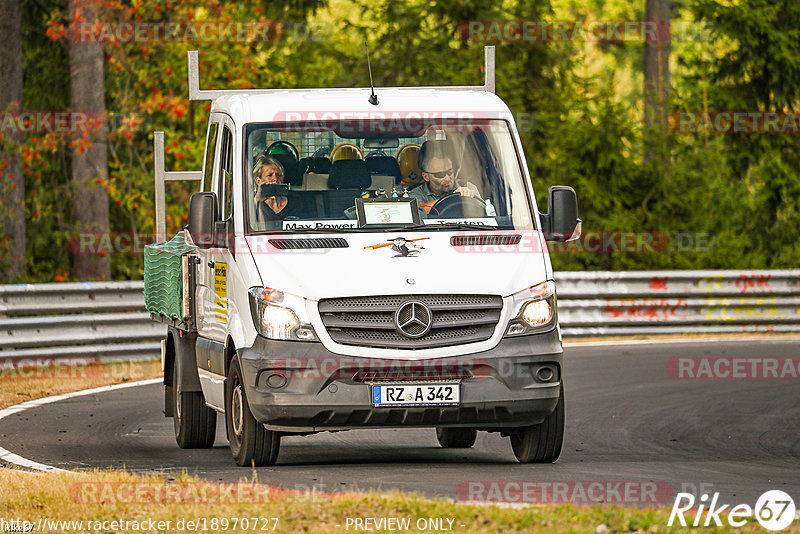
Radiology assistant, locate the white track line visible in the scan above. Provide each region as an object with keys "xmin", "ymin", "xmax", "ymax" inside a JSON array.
[{"xmin": 0, "ymin": 378, "xmax": 160, "ymax": 473}]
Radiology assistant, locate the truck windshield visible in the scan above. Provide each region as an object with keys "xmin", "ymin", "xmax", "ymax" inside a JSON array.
[{"xmin": 243, "ymin": 119, "xmax": 535, "ymax": 233}]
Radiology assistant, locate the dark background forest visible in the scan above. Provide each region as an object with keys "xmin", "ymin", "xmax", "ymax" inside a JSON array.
[{"xmin": 1, "ymin": 0, "xmax": 799, "ymax": 282}]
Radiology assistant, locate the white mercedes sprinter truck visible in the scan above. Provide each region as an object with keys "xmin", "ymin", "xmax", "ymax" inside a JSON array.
[{"xmin": 148, "ymin": 47, "xmax": 581, "ymax": 466}]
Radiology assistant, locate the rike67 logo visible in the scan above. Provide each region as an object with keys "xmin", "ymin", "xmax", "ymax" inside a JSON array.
[{"xmin": 669, "ymin": 490, "xmax": 796, "ymax": 531}]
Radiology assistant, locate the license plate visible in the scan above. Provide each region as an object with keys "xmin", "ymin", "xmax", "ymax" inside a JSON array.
[{"xmin": 371, "ymin": 383, "xmax": 460, "ymax": 407}]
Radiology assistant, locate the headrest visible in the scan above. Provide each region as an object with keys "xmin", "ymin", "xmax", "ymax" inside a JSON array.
[
  {"xmin": 328, "ymin": 159, "xmax": 371, "ymax": 189},
  {"xmin": 365, "ymin": 156, "xmax": 402, "ymax": 181},
  {"xmin": 298, "ymin": 157, "xmax": 332, "ymax": 175},
  {"xmin": 418, "ymin": 140, "xmax": 454, "ymax": 171},
  {"xmin": 331, "ymin": 143, "xmax": 363, "ymax": 162},
  {"xmin": 397, "ymin": 144, "xmax": 422, "ymax": 186},
  {"xmin": 271, "ymin": 154, "xmax": 301, "ymax": 185}
]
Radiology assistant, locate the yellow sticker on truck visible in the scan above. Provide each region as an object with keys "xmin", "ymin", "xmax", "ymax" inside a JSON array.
[{"xmin": 214, "ymin": 261, "xmax": 227, "ymax": 324}]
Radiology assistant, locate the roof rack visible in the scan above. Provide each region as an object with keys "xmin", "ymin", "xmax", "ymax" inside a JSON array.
[
  {"xmin": 153, "ymin": 131, "xmax": 201, "ymax": 240},
  {"xmin": 188, "ymin": 46, "xmax": 495, "ymax": 101}
]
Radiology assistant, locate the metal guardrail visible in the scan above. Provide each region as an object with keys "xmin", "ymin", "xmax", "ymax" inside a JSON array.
[
  {"xmin": 0, "ymin": 281, "xmax": 165, "ymax": 360},
  {"xmin": 0, "ymin": 270, "xmax": 798, "ymax": 361},
  {"xmin": 557, "ymin": 270, "xmax": 800, "ymax": 336}
]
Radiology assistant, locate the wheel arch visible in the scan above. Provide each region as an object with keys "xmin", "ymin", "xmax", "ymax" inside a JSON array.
[
  {"xmin": 224, "ymin": 335, "xmax": 237, "ymax": 377},
  {"xmin": 164, "ymin": 329, "xmax": 177, "ymax": 387}
]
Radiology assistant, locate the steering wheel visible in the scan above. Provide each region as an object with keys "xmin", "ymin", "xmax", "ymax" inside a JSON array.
[
  {"xmin": 431, "ymin": 192, "xmax": 487, "ymax": 218},
  {"xmin": 267, "ymin": 140, "xmax": 300, "ymax": 162}
]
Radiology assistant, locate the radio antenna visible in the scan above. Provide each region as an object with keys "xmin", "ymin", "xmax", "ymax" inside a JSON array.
[{"xmin": 365, "ymin": 41, "xmax": 379, "ymax": 106}]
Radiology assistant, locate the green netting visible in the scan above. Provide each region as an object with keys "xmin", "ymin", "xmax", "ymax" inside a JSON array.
[{"xmin": 144, "ymin": 230, "xmax": 196, "ymax": 320}]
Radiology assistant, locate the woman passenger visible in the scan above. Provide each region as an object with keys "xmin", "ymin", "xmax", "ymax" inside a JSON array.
[{"xmin": 253, "ymin": 155, "xmax": 302, "ymax": 221}]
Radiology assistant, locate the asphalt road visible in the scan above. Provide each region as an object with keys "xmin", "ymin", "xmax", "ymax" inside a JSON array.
[{"xmin": 2, "ymin": 339, "xmax": 799, "ymax": 506}]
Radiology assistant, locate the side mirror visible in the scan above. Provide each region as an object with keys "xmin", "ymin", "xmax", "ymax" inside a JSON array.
[
  {"xmin": 541, "ymin": 186, "xmax": 581, "ymax": 242},
  {"xmin": 186, "ymin": 192, "xmax": 218, "ymax": 248}
]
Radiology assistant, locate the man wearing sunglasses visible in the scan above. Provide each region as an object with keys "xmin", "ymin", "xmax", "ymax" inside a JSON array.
[{"xmin": 407, "ymin": 141, "xmax": 481, "ymax": 211}]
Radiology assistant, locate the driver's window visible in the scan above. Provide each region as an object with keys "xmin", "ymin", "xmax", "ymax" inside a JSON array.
[
  {"xmin": 421, "ymin": 131, "xmax": 487, "ymax": 201},
  {"xmin": 202, "ymin": 122, "xmax": 219, "ymax": 193},
  {"xmin": 216, "ymin": 126, "xmax": 233, "ymax": 220}
]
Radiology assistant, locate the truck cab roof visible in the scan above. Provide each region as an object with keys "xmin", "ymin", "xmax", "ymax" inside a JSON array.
[{"xmin": 210, "ymin": 89, "xmax": 513, "ymax": 125}]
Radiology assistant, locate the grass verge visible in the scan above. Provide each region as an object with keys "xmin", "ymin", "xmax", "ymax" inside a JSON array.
[
  {"xmin": 0, "ymin": 359, "xmax": 162, "ymax": 410},
  {"xmin": 0, "ymin": 469, "xmax": 780, "ymax": 533}
]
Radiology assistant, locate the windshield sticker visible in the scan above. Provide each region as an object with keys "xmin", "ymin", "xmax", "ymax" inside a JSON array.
[
  {"xmin": 424, "ymin": 217, "xmax": 498, "ymax": 226},
  {"xmin": 282, "ymin": 220, "xmax": 358, "ymax": 230},
  {"xmin": 365, "ymin": 237, "xmax": 429, "ymax": 257}
]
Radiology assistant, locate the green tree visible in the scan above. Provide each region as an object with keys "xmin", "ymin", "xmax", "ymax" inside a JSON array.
[{"xmin": 687, "ymin": 0, "xmax": 800, "ymax": 267}]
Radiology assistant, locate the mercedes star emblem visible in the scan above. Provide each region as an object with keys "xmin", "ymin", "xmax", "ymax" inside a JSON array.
[{"xmin": 394, "ymin": 300, "xmax": 433, "ymax": 338}]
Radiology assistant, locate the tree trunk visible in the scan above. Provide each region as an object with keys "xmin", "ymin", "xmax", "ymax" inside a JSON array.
[
  {"xmin": 644, "ymin": 0, "xmax": 671, "ymax": 133},
  {"xmin": 69, "ymin": 0, "xmax": 110, "ymax": 280},
  {"xmin": 0, "ymin": 0, "xmax": 26, "ymax": 281}
]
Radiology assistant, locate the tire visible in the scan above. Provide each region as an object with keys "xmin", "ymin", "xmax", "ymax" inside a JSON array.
[
  {"xmin": 172, "ymin": 362, "xmax": 217, "ymax": 449},
  {"xmin": 510, "ymin": 384, "xmax": 564, "ymax": 463},
  {"xmin": 436, "ymin": 427, "xmax": 477, "ymax": 448},
  {"xmin": 225, "ymin": 355, "xmax": 280, "ymax": 467}
]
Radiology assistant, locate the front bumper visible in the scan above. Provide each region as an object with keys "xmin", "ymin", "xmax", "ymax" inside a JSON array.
[{"xmin": 238, "ymin": 331, "xmax": 563, "ymax": 432}]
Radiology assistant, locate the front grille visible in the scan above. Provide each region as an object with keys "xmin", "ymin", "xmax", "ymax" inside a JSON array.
[
  {"xmin": 318, "ymin": 294, "xmax": 502, "ymax": 349},
  {"xmin": 268, "ymin": 238, "xmax": 349, "ymax": 250},
  {"xmin": 352, "ymin": 367, "xmax": 473, "ymax": 382},
  {"xmin": 450, "ymin": 234, "xmax": 522, "ymax": 246}
]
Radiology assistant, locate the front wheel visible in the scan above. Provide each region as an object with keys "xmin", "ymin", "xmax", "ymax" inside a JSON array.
[
  {"xmin": 172, "ymin": 362, "xmax": 216, "ymax": 449},
  {"xmin": 436, "ymin": 427, "xmax": 477, "ymax": 448},
  {"xmin": 225, "ymin": 355, "xmax": 280, "ymax": 467},
  {"xmin": 510, "ymin": 384, "xmax": 564, "ymax": 463}
]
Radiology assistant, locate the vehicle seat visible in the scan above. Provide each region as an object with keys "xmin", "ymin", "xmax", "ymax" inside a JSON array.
[
  {"xmin": 397, "ymin": 143, "xmax": 423, "ymax": 187},
  {"xmin": 271, "ymin": 154, "xmax": 302, "ymax": 185},
  {"xmin": 365, "ymin": 156, "xmax": 402, "ymax": 183},
  {"xmin": 287, "ymin": 190, "xmax": 322, "ymax": 219},
  {"xmin": 325, "ymin": 160, "xmax": 371, "ymax": 217},
  {"xmin": 328, "ymin": 159, "xmax": 371, "ymax": 189},
  {"xmin": 298, "ymin": 156, "xmax": 332, "ymax": 175}
]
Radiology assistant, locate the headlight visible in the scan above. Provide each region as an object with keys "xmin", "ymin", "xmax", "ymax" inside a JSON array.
[
  {"xmin": 248, "ymin": 287, "xmax": 319, "ymax": 342},
  {"xmin": 505, "ymin": 280, "xmax": 557, "ymax": 336}
]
